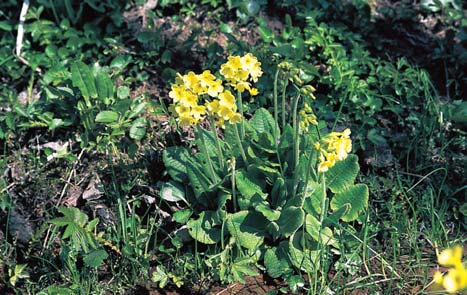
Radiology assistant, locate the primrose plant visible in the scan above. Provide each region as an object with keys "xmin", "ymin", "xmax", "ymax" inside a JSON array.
[{"xmin": 160, "ymin": 53, "xmax": 369, "ymax": 287}]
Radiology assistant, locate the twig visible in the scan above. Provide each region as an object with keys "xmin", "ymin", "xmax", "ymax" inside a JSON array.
[{"xmin": 16, "ymin": 0, "xmax": 29, "ymax": 56}]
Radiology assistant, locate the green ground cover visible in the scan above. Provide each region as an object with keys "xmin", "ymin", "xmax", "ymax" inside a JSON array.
[{"xmin": 0, "ymin": 1, "xmax": 466, "ymax": 294}]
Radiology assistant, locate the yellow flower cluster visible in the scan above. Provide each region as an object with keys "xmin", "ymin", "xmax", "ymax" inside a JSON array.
[
  {"xmin": 299, "ymin": 103, "xmax": 318, "ymax": 130},
  {"xmin": 206, "ymin": 90, "xmax": 242, "ymax": 128},
  {"xmin": 434, "ymin": 245, "xmax": 467, "ymax": 294},
  {"xmin": 314, "ymin": 129, "xmax": 352, "ymax": 173},
  {"xmin": 220, "ymin": 53, "xmax": 262, "ymax": 96},
  {"xmin": 169, "ymin": 53, "xmax": 262, "ymax": 127}
]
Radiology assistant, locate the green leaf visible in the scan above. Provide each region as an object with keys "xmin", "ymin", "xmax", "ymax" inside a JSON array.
[
  {"xmin": 71, "ymin": 61, "xmax": 97, "ymax": 100},
  {"xmin": 250, "ymin": 108, "xmax": 277, "ymax": 135},
  {"xmin": 231, "ymin": 257, "xmax": 259, "ymax": 284},
  {"xmin": 303, "ymin": 180, "xmax": 324, "ymax": 215},
  {"xmin": 159, "ymin": 181, "xmax": 187, "ymax": 204},
  {"xmin": 277, "ymin": 206, "xmax": 304, "ymax": 237},
  {"xmin": 235, "ymin": 170, "xmax": 266, "ymax": 209},
  {"xmin": 173, "ymin": 209, "xmax": 192, "ymax": 224},
  {"xmin": 330, "ymin": 184, "xmax": 369, "ymax": 222},
  {"xmin": 163, "ymin": 147, "xmax": 190, "ymax": 182},
  {"xmin": 287, "ymin": 232, "xmax": 320, "ymax": 272},
  {"xmin": 96, "ymin": 70, "xmax": 114, "ymax": 101},
  {"xmin": 95, "ymin": 111, "xmax": 119, "ymax": 123},
  {"xmin": 323, "ymin": 203, "xmax": 351, "ymax": 227},
  {"xmin": 110, "ymin": 55, "xmax": 132, "ymax": 71},
  {"xmin": 187, "ymin": 211, "xmax": 221, "ymax": 244},
  {"xmin": 83, "ymin": 249, "xmax": 108, "ymax": 267},
  {"xmin": 129, "ymin": 117, "xmax": 147, "ymax": 140},
  {"xmin": 226, "ymin": 211, "xmax": 266, "ymax": 249},
  {"xmin": 305, "ymin": 214, "xmax": 334, "ymax": 245},
  {"xmin": 264, "ymin": 246, "xmax": 290, "ymax": 278},
  {"xmin": 254, "ymin": 201, "xmax": 280, "ymax": 221},
  {"xmin": 325, "ymin": 155, "xmax": 359, "ymax": 193}
]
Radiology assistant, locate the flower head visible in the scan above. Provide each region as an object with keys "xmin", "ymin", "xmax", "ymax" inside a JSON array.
[
  {"xmin": 315, "ymin": 128, "xmax": 352, "ymax": 172},
  {"xmin": 220, "ymin": 53, "xmax": 262, "ymax": 94},
  {"xmin": 433, "ymin": 245, "xmax": 467, "ymax": 294}
]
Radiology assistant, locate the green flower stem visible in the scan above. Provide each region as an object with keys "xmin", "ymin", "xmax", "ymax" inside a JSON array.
[
  {"xmin": 291, "ymin": 93, "xmax": 301, "ymax": 198},
  {"xmin": 273, "ymin": 67, "xmax": 280, "ymax": 139},
  {"xmin": 331, "ymin": 94, "xmax": 347, "ymax": 132},
  {"xmin": 196, "ymin": 125, "xmax": 217, "ymax": 183},
  {"xmin": 236, "ymin": 91, "xmax": 245, "ymax": 139},
  {"xmin": 318, "ymin": 174, "xmax": 328, "ymax": 286},
  {"xmin": 233, "ymin": 123, "xmax": 249, "ymax": 167},
  {"xmin": 231, "ymin": 158, "xmax": 237, "ymax": 212},
  {"xmin": 281, "ymin": 79, "xmax": 289, "ymax": 130},
  {"xmin": 209, "ymin": 117, "xmax": 225, "ymax": 170}
]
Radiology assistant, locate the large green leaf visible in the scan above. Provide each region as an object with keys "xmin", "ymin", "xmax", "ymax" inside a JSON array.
[
  {"xmin": 187, "ymin": 211, "xmax": 221, "ymax": 244},
  {"xmin": 71, "ymin": 61, "xmax": 97, "ymax": 101},
  {"xmin": 250, "ymin": 108, "xmax": 276, "ymax": 135},
  {"xmin": 96, "ymin": 70, "xmax": 114, "ymax": 101},
  {"xmin": 195, "ymin": 128, "xmax": 219, "ymax": 158},
  {"xmin": 162, "ymin": 147, "xmax": 190, "ymax": 182},
  {"xmin": 226, "ymin": 211, "xmax": 266, "ymax": 249},
  {"xmin": 235, "ymin": 170, "xmax": 266, "ymax": 209},
  {"xmin": 159, "ymin": 181, "xmax": 187, "ymax": 204},
  {"xmin": 277, "ymin": 206, "xmax": 304, "ymax": 237},
  {"xmin": 287, "ymin": 232, "xmax": 320, "ymax": 272},
  {"xmin": 83, "ymin": 249, "xmax": 108, "ymax": 267},
  {"xmin": 303, "ymin": 180, "xmax": 324, "ymax": 215},
  {"xmin": 264, "ymin": 245, "xmax": 290, "ymax": 278},
  {"xmin": 305, "ymin": 214, "xmax": 334, "ymax": 245},
  {"xmin": 325, "ymin": 155, "xmax": 359, "ymax": 193},
  {"xmin": 95, "ymin": 111, "xmax": 119, "ymax": 124},
  {"xmin": 330, "ymin": 184, "xmax": 369, "ymax": 222}
]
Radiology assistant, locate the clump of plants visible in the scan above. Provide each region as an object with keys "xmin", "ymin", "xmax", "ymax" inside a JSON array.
[{"xmin": 160, "ymin": 53, "xmax": 369, "ymax": 292}]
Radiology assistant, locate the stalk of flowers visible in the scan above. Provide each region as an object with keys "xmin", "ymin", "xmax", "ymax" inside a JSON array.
[
  {"xmin": 433, "ymin": 245, "xmax": 467, "ymax": 294},
  {"xmin": 314, "ymin": 128, "xmax": 352, "ymax": 173},
  {"xmin": 220, "ymin": 53, "xmax": 263, "ymax": 139}
]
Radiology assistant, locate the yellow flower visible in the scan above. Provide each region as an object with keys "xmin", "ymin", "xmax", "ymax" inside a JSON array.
[
  {"xmin": 315, "ymin": 128, "xmax": 352, "ymax": 173},
  {"xmin": 220, "ymin": 53, "xmax": 262, "ymax": 94},
  {"xmin": 299, "ymin": 103, "xmax": 318, "ymax": 130},
  {"xmin": 439, "ymin": 245, "xmax": 463, "ymax": 268},
  {"xmin": 433, "ymin": 245, "xmax": 467, "ymax": 294}
]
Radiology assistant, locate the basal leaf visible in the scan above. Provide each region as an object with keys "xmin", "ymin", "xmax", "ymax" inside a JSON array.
[
  {"xmin": 325, "ymin": 155, "xmax": 359, "ymax": 193},
  {"xmin": 305, "ymin": 214, "xmax": 334, "ymax": 245},
  {"xmin": 287, "ymin": 232, "xmax": 320, "ymax": 272},
  {"xmin": 264, "ymin": 246, "xmax": 290, "ymax": 278},
  {"xmin": 226, "ymin": 211, "xmax": 267, "ymax": 249},
  {"xmin": 95, "ymin": 111, "xmax": 119, "ymax": 124},
  {"xmin": 303, "ymin": 180, "xmax": 324, "ymax": 215},
  {"xmin": 129, "ymin": 117, "xmax": 147, "ymax": 140},
  {"xmin": 162, "ymin": 147, "xmax": 190, "ymax": 182},
  {"xmin": 330, "ymin": 184, "xmax": 369, "ymax": 222},
  {"xmin": 277, "ymin": 206, "xmax": 304, "ymax": 237},
  {"xmin": 71, "ymin": 61, "xmax": 97, "ymax": 100},
  {"xmin": 159, "ymin": 181, "xmax": 187, "ymax": 204},
  {"xmin": 96, "ymin": 70, "xmax": 114, "ymax": 101},
  {"xmin": 83, "ymin": 249, "xmax": 108, "ymax": 268},
  {"xmin": 187, "ymin": 211, "xmax": 221, "ymax": 245},
  {"xmin": 250, "ymin": 108, "xmax": 277, "ymax": 136},
  {"xmin": 235, "ymin": 170, "xmax": 266, "ymax": 209}
]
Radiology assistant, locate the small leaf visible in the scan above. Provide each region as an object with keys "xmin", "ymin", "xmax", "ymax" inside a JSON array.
[
  {"xmin": 83, "ymin": 249, "xmax": 108, "ymax": 267},
  {"xmin": 129, "ymin": 117, "xmax": 147, "ymax": 140},
  {"xmin": 330, "ymin": 184, "xmax": 369, "ymax": 222},
  {"xmin": 95, "ymin": 111, "xmax": 119, "ymax": 123}
]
